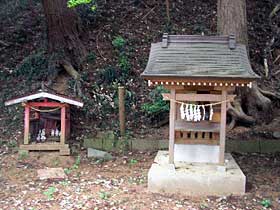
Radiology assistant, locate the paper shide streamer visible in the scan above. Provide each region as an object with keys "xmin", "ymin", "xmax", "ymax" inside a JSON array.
[{"xmin": 180, "ymin": 104, "xmax": 213, "ymax": 122}]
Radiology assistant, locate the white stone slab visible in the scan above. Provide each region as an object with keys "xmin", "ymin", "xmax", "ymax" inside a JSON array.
[
  {"xmin": 174, "ymin": 144, "xmax": 219, "ymax": 163},
  {"xmin": 148, "ymin": 151, "xmax": 246, "ymax": 196},
  {"xmin": 37, "ymin": 168, "xmax": 67, "ymax": 180}
]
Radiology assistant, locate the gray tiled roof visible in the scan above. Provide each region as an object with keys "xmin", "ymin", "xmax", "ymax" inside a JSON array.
[{"xmin": 141, "ymin": 34, "xmax": 259, "ymax": 80}]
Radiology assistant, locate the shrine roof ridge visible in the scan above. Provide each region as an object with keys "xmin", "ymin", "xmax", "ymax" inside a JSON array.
[
  {"xmin": 5, "ymin": 90, "xmax": 83, "ymax": 107},
  {"xmin": 141, "ymin": 34, "xmax": 260, "ymax": 81}
]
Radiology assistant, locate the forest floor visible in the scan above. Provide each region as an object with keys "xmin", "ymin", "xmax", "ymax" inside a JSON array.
[
  {"xmin": 0, "ymin": 1, "xmax": 280, "ymax": 209},
  {"xmin": 0, "ymin": 147, "xmax": 279, "ymax": 210}
]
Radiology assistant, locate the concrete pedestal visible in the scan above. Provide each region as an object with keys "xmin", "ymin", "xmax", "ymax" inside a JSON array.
[{"xmin": 148, "ymin": 151, "xmax": 246, "ymax": 196}]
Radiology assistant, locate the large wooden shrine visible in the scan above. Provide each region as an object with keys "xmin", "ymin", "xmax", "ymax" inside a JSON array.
[
  {"xmin": 142, "ymin": 34, "xmax": 259, "ymax": 166},
  {"xmin": 5, "ymin": 88, "xmax": 83, "ymax": 155}
]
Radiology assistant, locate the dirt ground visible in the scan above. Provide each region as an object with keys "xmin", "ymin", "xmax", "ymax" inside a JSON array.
[{"xmin": 0, "ymin": 147, "xmax": 279, "ymax": 210}]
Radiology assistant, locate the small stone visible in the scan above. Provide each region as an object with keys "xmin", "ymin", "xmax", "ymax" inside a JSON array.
[
  {"xmin": 273, "ymin": 131, "xmax": 280, "ymax": 139},
  {"xmin": 87, "ymin": 148, "xmax": 113, "ymax": 160}
]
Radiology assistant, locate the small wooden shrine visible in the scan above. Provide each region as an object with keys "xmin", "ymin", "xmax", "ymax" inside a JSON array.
[
  {"xmin": 142, "ymin": 34, "xmax": 259, "ymax": 165},
  {"xmin": 5, "ymin": 88, "xmax": 83, "ymax": 155}
]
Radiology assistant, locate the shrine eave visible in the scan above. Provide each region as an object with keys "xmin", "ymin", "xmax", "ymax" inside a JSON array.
[{"xmin": 142, "ymin": 75, "xmax": 255, "ymax": 88}]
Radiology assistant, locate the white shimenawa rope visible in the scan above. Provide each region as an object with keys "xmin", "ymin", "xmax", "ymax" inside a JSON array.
[{"xmin": 176, "ymin": 99, "xmax": 230, "ymax": 122}]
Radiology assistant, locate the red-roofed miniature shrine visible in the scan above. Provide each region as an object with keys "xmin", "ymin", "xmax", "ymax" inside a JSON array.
[{"xmin": 5, "ymin": 88, "xmax": 83, "ymax": 155}]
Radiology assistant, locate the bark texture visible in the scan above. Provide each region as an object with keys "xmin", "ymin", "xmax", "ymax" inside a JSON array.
[
  {"xmin": 42, "ymin": 0, "xmax": 86, "ymax": 67},
  {"xmin": 217, "ymin": 0, "xmax": 248, "ymax": 46},
  {"xmin": 217, "ymin": 0, "xmax": 272, "ymax": 126}
]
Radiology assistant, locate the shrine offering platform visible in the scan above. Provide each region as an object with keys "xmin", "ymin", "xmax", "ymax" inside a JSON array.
[{"xmin": 148, "ymin": 151, "xmax": 246, "ymax": 196}]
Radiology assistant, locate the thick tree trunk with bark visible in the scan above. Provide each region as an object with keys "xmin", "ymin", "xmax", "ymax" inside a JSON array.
[
  {"xmin": 217, "ymin": 0, "xmax": 272, "ymax": 126},
  {"xmin": 42, "ymin": 0, "xmax": 86, "ymax": 67},
  {"xmin": 217, "ymin": 0, "xmax": 248, "ymax": 46}
]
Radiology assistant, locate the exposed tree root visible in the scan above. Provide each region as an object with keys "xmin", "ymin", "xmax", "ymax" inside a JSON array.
[
  {"xmin": 61, "ymin": 60, "xmax": 80, "ymax": 80},
  {"xmin": 243, "ymin": 83, "xmax": 272, "ymax": 123},
  {"xmin": 51, "ymin": 72, "xmax": 69, "ymax": 94},
  {"xmin": 228, "ymin": 82, "xmax": 273, "ymax": 129},
  {"xmin": 248, "ymin": 83, "xmax": 272, "ymax": 114},
  {"xmin": 227, "ymin": 97, "xmax": 255, "ymax": 126},
  {"xmin": 259, "ymin": 88, "xmax": 280, "ymax": 100},
  {"xmin": 61, "ymin": 60, "xmax": 82, "ymax": 97},
  {"xmin": 227, "ymin": 116, "xmax": 236, "ymax": 130}
]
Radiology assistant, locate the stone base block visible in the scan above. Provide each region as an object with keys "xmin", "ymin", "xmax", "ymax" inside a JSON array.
[{"xmin": 148, "ymin": 151, "xmax": 246, "ymax": 196}]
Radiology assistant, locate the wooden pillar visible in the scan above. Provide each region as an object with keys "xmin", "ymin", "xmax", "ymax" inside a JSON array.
[
  {"xmin": 60, "ymin": 106, "xmax": 66, "ymax": 145},
  {"xmin": 219, "ymin": 88, "xmax": 227, "ymax": 165},
  {"xmin": 169, "ymin": 89, "xmax": 176, "ymax": 164},
  {"xmin": 24, "ymin": 105, "xmax": 30, "ymax": 144},
  {"xmin": 118, "ymin": 86, "xmax": 125, "ymax": 136},
  {"xmin": 66, "ymin": 107, "xmax": 71, "ymax": 139}
]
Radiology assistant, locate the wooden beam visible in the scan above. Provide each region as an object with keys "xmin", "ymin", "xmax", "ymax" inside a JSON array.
[
  {"xmin": 219, "ymin": 88, "xmax": 227, "ymax": 165},
  {"xmin": 175, "ymin": 139, "xmax": 219, "ymax": 145},
  {"xmin": 60, "ymin": 106, "xmax": 66, "ymax": 145},
  {"xmin": 24, "ymin": 105, "xmax": 30, "ymax": 144},
  {"xmin": 163, "ymin": 85, "xmax": 186, "ymax": 90},
  {"xmin": 27, "ymin": 102, "xmax": 68, "ymax": 107},
  {"xmin": 162, "ymin": 93, "xmax": 235, "ymax": 102},
  {"xmin": 175, "ymin": 121, "xmax": 220, "ymax": 132},
  {"xmin": 169, "ymin": 89, "xmax": 176, "ymax": 164},
  {"xmin": 20, "ymin": 143, "xmax": 69, "ymax": 151}
]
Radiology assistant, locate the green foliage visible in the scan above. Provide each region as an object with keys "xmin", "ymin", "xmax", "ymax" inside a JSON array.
[
  {"xmin": 141, "ymin": 86, "xmax": 169, "ymax": 115},
  {"xmin": 72, "ymin": 155, "xmax": 81, "ymax": 169},
  {"xmin": 112, "ymin": 36, "xmax": 126, "ymax": 49},
  {"xmin": 64, "ymin": 155, "xmax": 81, "ymax": 174},
  {"xmin": 67, "ymin": 0, "xmax": 96, "ymax": 12},
  {"xmin": 99, "ymin": 191, "xmax": 110, "ymax": 200},
  {"xmin": 43, "ymin": 186, "xmax": 56, "ymax": 200},
  {"xmin": 111, "ymin": 35, "xmax": 131, "ymax": 81},
  {"xmin": 118, "ymin": 54, "xmax": 130, "ymax": 73},
  {"xmin": 18, "ymin": 150, "xmax": 28, "ymax": 160},
  {"xmin": 68, "ymin": 0, "xmax": 91, "ymax": 7},
  {"xmin": 59, "ymin": 180, "xmax": 70, "ymax": 186},
  {"xmin": 14, "ymin": 51, "xmax": 48, "ymax": 82},
  {"xmin": 129, "ymin": 159, "xmax": 138, "ymax": 164},
  {"xmin": 7, "ymin": 140, "xmax": 17, "ymax": 148},
  {"xmin": 261, "ymin": 199, "xmax": 271, "ymax": 208},
  {"xmin": 99, "ymin": 66, "xmax": 117, "ymax": 84},
  {"xmin": 64, "ymin": 168, "xmax": 72, "ymax": 175},
  {"xmin": 86, "ymin": 52, "xmax": 96, "ymax": 63}
]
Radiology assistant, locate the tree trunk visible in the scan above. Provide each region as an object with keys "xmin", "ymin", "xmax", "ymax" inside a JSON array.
[
  {"xmin": 42, "ymin": 0, "xmax": 86, "ymax": 68},
  {"xmin": 217, "ymin": 0, "xmax": 248, "ymax": 46},
  {"xmin": 217, "ymin": 0, "xmax": 272, "ymax": 126}
]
